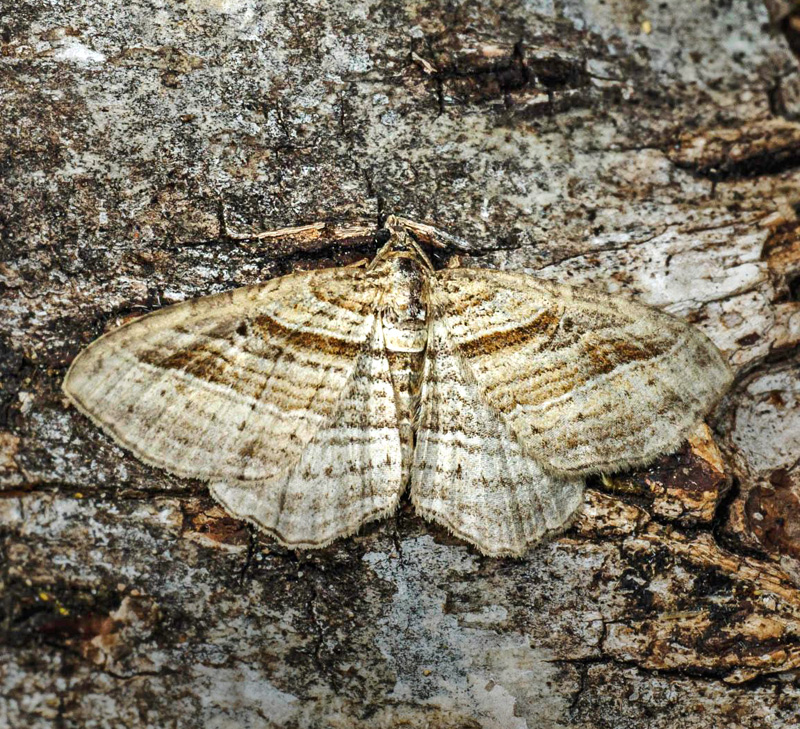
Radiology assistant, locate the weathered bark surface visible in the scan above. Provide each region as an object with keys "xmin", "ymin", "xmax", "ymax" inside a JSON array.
[{"xmin": 2, "ymin": 0, "xmax": 800, "ymax": 727}]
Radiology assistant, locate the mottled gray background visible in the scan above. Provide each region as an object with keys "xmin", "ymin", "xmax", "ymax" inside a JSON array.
[{"xmin": 2, "ymin": 1, "xmax": 800, "ymax": 727}]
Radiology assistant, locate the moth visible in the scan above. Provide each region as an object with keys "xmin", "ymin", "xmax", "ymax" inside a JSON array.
[{"xmin": 63, "ymin": 216, "xmax": 732, "ymax": 556}]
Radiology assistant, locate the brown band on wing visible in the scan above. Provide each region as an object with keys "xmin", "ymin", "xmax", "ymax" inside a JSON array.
[
  {"xmin": 135, "ymin": 317, "xmax": 360, "ymax": 404},
  {"xmin": 478, "ymin": 333, "xmax": 678, "ymax": 409},
  {"xmin": 252, "ymin": 313, "xmax": 365, "ymax": 358},
  {"xmin": 585, "ymin": 336, "xmax": 674, "ymax": 376},
  {"xmin": 308, "ymin": 277, "xmax": 376, "ymax": 314},
  {"xmin": 138, "ymin": 344, "xmax": 239, "ymax": 387},
  {"xmin": 459, "ymin": 308, "xmax": 561, "ymax": 358}
]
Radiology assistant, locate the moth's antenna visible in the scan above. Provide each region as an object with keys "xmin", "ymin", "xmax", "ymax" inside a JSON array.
[
  {"xmin": 218, "ymin": 205, "xmax": 381, "ymax": 257},
  {"xmin": 392, "ymin": 217, "xmax": 471, "ymax": 252}
]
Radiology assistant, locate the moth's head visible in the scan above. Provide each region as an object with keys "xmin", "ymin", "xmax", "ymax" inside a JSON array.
[
  {"xmin": 371, "ymin": 216, "xmax": 435, "ymax": 272},
  {"xmin": 384, "ymin": 215, "xmax": 417, "ymax": 250}
]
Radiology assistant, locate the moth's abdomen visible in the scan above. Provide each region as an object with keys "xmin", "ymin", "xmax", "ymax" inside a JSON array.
[{"xmin": 375, "ymin": 253, "xmax": 431, "ymax": 484}]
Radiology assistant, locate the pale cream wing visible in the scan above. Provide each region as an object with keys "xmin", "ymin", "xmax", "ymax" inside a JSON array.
[
  {"xmin": 63, "ymin": 267, "xmax": 390, "ymax": 484},
  {"xmin": 210, "ymin": 317, "xmax": 403, "ymax": 548},
  {"xmin": 411, "ymin": 316, "xmax": 584, "ymax": 557},
  {"xmin": 432, "ymin": 268, "xmax": 733, "ymax": 476}
]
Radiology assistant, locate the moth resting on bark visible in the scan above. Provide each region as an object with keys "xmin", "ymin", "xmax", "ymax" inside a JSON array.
[{"xmin": 63, "ymin": 216, "xmax": 733, "ymax": 556}]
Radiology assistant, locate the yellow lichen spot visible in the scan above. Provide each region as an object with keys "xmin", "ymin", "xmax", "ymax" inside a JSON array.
[
  {"xmin": 39, "ymin": 591, "xmax": 50, "ymax": 601},
  {"xmin": 422, "ymin": 668, "xmax": 432, "ymax": 676},
  {"xmin": 74, "ymin": 492, "xmax": 84, "ymax": 499},
  {"xmin": 58, "ymin": 605, "xmax": 70, "ymax": 616},
  {"xmin": 641, "ymin": 20, "xmax": 652, "ymax": 34}
]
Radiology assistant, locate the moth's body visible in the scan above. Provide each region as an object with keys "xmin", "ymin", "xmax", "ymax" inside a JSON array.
[
  {"xmin": 63, "ymin": 217, "xmax": 732, "ymax": 556},
  {"xmin": 370, "ymin": 237, "xmax": 432, "ymax": 484}
]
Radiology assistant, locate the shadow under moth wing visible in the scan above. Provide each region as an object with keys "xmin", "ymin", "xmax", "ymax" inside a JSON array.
[{"xmin": 63, "ymin": 217, "xmax": 733, "ymax": 556}]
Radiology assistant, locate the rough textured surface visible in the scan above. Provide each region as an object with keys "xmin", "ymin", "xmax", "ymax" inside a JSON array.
[{"xmin": 1, "ymin": 0, "xmax": 800, "ymax": 727}]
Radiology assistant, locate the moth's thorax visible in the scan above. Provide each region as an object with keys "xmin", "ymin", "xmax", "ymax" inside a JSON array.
[{"xmin": 370, "ymin": 250, "xmax": 430, "ymax": 354}]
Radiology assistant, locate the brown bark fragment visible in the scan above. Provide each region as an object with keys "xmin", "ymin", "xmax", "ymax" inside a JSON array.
[{"xmin": 601, "ymin": 423, "xmax": 728, "ymax": 525}]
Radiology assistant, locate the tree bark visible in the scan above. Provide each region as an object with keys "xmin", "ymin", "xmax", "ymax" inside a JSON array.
[{"xmin": 2, "ymin": 1, "xmax": 800, "ymax": 727}]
